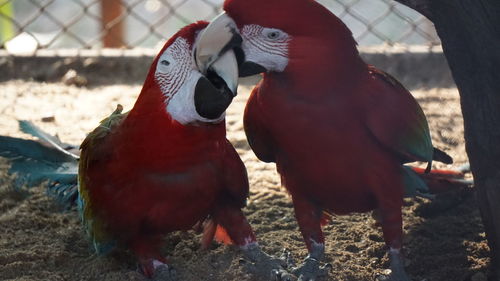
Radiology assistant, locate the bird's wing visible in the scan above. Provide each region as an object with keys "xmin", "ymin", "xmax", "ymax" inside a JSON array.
[
  {"xmin": 221, "ymin": 140, "xmax": 250, "ymax": 208},
  {"xmin": 0, "ymin": 121, "xmax": 79, "ymax": 207},
  {"xmin": 78, "ymin": 104, "xmax": 127, "ymax": 254},
  {"xmin": 363, "ymin": 66, "xmax": 434, "ymax": 164},
  {"xmin": 19, "ymin": 120, "xmax": 80, "ymax": 158},
  {"xmin": 243, "ymin": 85, "xmax": 276, "ymax": 163}
]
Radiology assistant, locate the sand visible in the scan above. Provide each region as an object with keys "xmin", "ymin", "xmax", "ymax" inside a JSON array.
[{"xmin": 0, "ymin": 80, "xmax": 488, "ymax": 281}]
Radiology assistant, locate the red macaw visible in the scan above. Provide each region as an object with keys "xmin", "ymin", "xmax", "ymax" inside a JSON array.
[
  {"xmin": 201, "ymin": 1, "xmax": 471, "ymax": 280},
  {"xmin": 77, "ymin": 21, "xmax": 259, "ymax": 278},
  {"xmin": 0, "ymin": 21, "xmax": 286, "ymax": 279}
]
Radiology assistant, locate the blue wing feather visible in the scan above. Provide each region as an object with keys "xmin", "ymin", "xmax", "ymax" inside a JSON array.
[
  {"xmin": 0, "ymin": 121, "xmax": 117, "ymax": 252},
  {"xmin": 0, "ymin": 135, "xmax": 78, "ymax": 207},
  {"xmin": 402, "ymin": 165, "xmax": 435, "ymax": 199},
  {"xmin": 18, "ymin": 120, "xmax": 79, "ymax": 159}
]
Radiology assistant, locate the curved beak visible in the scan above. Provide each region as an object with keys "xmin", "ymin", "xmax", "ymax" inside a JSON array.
[
  {"xmin": 196, "ymin": 12, "xmax": 268, "ymax": 78},
  {"xmin": 193, "ymin": 50, "xmax": 239, "ymax": 120},
  {"xmin": 194, "ymin": 47, "xmax": 238, "ymax": 120},
  {"xmin": 239, "ymin": 61, "xmax": 267, "ymax": 77},
  {"xmin": 193, "ymin": 13, "xmax": 242, "ymax": 121},
  {"xmin": 194, "ymin": 12, "xmax": 241, "ymax": 75},
  {"xmin": 194, "ymin": 50, "xmax": 238, "ymax": 120}
]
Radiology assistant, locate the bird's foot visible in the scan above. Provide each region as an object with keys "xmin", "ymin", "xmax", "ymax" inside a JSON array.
[
  {"xmin": 240, "ymin": 243, "xmax": 294, "ymax": 281},
  {"xmin": 138, "ymin": 258, "xmax": 177, "ymax": 280},
  {"xmin": 375, "ymin": 270, "xmax": 411, "ymax": 281},
  {"xmin": 287, "ymin": 241, "xmax": 331, "ymax": 281},
  {"xmin": 291, "ymin": 256, "xmax": 332, "ymax": 281},
  {"xmin": 375, "ymin": 248, "xmax": 411, "ymax": 281}
]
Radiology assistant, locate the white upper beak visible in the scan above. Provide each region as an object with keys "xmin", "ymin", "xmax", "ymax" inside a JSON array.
[
  {"xmin": 194, "ymin": 12, "xmax": 240, "ymax": 94},
  {"xmin": 194, "ymin": 13, "xmax": 239, "ymax": 73}
]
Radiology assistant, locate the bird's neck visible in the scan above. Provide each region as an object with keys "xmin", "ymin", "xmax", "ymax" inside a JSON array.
[
  {"xmin": 124, "ymin": 86, "xmax": 227, "ymax": 157},
  {"xmin": 267, "ymin": 39, "xmax": 368, "ymax": 100},
  {"xmin": 265, "ymin": 54, "xmax": 367, "ymax": 101}
]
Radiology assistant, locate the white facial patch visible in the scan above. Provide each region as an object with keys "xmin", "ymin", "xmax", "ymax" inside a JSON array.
[
  {"xmin": 154, "ymin": 37, "xmax": 224, "ymax": 125},
  {"xmin": 166, "ymin": 71, "xmax": 225, "ymax": 125},
  {"xmin": 155, "ymin": 37, "xmax": 191, "ymax": 104},
  {"xmin": 241, "ymin": 25, "xmax": 291, "ymax": 72}
]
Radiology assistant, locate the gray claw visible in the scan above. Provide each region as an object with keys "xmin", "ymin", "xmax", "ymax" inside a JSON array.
[
  {"xmin": 273, "ymin": 268, "xmax": 297, "ymax": 281},
  {"xmin": 241, "ymin": 244, "xmax": 293, "ymax": 281},
  {"xmin": 280, "ymin": 248, "xmax": 296, "ymax": 268},
  {"xmin": 292, "ymin": 257, "xmax": 331, "ymax": 281},
  {"xmin": 318, "ymin": 263, "xmax": 332, "ymax": 277},
  {"xmin": 375, "ymin": 273, "xmax": 390, "ymax": 281},
  {"xmin": 374, "ymin": 270, "xmax": 412, "ymax": 281},
  {"xmin": 152, "ymin": 264, "xmax": 177, "ymax": 281},
  {"xmin": 379, "ymin": 249, "xmax": 412, "ymax": 281}
]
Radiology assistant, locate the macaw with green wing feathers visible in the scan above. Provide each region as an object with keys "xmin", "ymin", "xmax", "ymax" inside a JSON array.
[
  {"xmin": 0, "ymin": 21, "xmax": 289, "ymax": 279},
  {"xmin": 200, "ymin": 1, "xmax": 474, "ymax": 280}
]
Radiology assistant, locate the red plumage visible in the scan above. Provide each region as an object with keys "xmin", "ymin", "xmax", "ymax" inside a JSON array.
[
  {"xmin": 78, "ymin": 22, "xmax": 255, "ymax": 277},
  {"xmin": 222, "ymin": 0, "xmax": 469, "ymax": 279}
]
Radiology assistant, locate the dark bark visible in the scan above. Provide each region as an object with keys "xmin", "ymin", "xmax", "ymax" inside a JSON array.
[
  {"xmin": 393, "ymin": 0, "xmax": 433, "ymax": 20},
  {"xmin": 395, "ymin": 0, "xmax": 500, "ymax": 279}
]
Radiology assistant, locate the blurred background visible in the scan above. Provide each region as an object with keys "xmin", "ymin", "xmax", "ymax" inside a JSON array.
[{"xmin": 0, "ymin": 0, "xmax": 440, "ymax": 54}]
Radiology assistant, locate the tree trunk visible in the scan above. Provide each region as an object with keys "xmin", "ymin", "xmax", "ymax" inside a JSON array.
[{"xmin": 395, "ymin": 0, "xmax": 500, "ymax": 279}]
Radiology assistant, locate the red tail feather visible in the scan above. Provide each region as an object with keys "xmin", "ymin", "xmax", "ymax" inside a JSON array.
[
  {"xmin": 200, "ymin": 220, "xmax": 235, "ymax": 248},
  {"xmin": 411, "ymin": 167, "xmax": 473, "ymax": 194},
  {"xmin": 214, "ymin": 225, "xmax": 234, "ymax": 245}
]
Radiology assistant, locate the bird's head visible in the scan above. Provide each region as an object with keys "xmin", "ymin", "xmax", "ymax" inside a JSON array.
[
  {"xmin": 199, "ymin": 0, "xmax": 363, "ymax": 92},
  {"xmin": 134, "ymin": 21, "xmax": 241, "ymax": 125}
]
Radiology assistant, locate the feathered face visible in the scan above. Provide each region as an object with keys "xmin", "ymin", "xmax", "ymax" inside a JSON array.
[
  {"xmin": 237, "ymin": 24, "xmax": 291, "ymax": 75},
  {"xmin": 140, "ymin": 22, "xmax": 241, "ymax": 125},
  {"xmin": 198, "ymin": 0, "xmax": 358, "ymax": 78},
  {"xmin": 198, "ymin": 10, "xmax": 294, "ymax": 77}
]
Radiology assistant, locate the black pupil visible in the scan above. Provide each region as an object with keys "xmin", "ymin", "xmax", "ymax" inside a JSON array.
[
  {"xmin": 269, "ymin": 32, "xmax": 278, "ymax": 39},
  {"xmin": 161, "ymin": 60, "xmax": 170, "ymax": 66}
]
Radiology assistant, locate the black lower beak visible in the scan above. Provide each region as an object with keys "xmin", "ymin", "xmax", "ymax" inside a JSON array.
[
  {"xmin": 194, "ymin": 72, "xmax": 235, "ymax": 120},
  {"xmin": 239, "ymin": 61, "xmax": 267, "ymax": 77}
]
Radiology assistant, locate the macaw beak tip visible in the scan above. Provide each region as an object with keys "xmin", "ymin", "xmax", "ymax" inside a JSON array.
[{"xmin": 194, "ymin": 12, "xmax": 240, "ymax": 73}]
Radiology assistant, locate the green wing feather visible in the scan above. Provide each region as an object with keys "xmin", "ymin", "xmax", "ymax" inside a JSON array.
[
  {"xmin": 78, "ymin": 105, "xmax": 127, "ymax": 254},
  {"xmin": 364, "ymin": 67, "xmax": 445, "ymax": 199},
  {"xmin": 365, "ymin": 66, "xmax": 434, "ymax": 164},
  {"xmin": 396, "ymin": 108, "xmax": 433, "ymax": 163}
]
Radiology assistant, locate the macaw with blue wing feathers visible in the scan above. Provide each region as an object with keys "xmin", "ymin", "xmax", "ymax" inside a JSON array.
[{"xmin": 0, "ymin": 21, "xmax": 287, "ymax": 279}]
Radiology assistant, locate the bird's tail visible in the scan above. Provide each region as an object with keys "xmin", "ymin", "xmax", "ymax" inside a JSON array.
[
  {"xmin": 0, "ymin": 121, "xmax": 79, "ymax": 207},
  {"xmin": 198, "ymin": 218, "xmax": 234, "ymax": 249},
  {"xmin": 402, "ymin": 165, "xmax": 473, "ymax": 199}
]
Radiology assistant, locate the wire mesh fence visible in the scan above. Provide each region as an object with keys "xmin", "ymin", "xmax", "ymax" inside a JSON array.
[{"xmin": 0, "ymin": 0, "xmax": 440, "ymax": 53}]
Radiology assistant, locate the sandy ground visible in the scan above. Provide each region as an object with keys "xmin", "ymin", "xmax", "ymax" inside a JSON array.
[{"xmin": 0, "ymin": 80, "xmax": 489, "ymax": 281}]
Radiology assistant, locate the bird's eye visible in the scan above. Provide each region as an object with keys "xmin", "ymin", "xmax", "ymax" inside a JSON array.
[
  {"xmin": 160, "ymin": 60, "xmax": 170, "ymax": 66},
  {"xmin": 267, "ymin": 30, "xmax": 280, "ymax": 40},
  {"xmin": 267, "ymin": 31, "xmax": 280, "ymax": 40}
]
